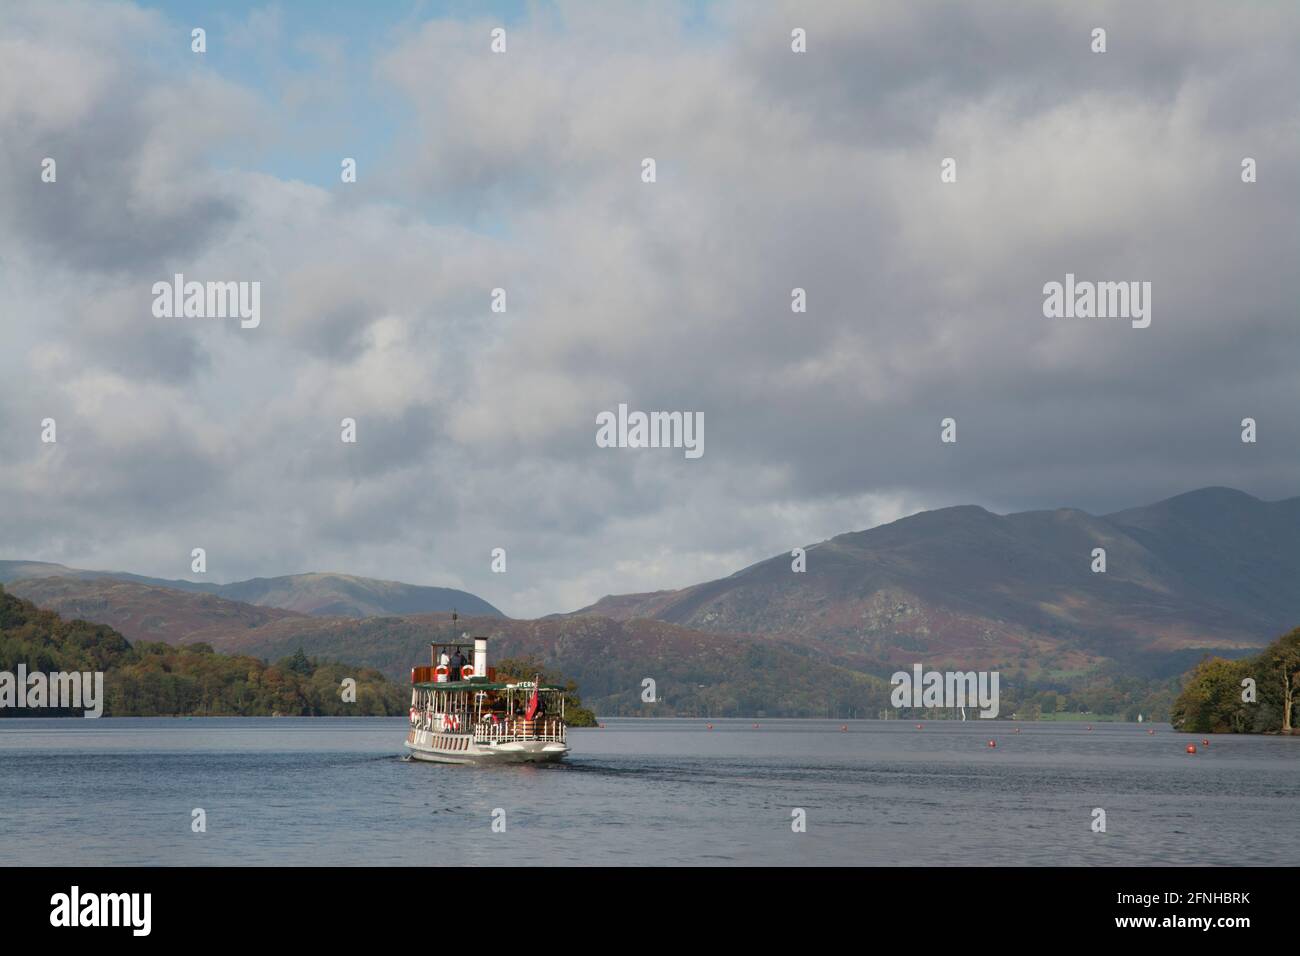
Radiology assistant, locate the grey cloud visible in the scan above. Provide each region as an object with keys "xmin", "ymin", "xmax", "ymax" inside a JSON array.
[{"xmin": 1, "ymin": 0, "xmax": 1296, "ymax": 618}]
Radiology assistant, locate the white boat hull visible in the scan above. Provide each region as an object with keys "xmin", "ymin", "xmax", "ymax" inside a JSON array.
[{"xmin": 404, "ymin": 728, "xmax": 568, "ymax": 765}]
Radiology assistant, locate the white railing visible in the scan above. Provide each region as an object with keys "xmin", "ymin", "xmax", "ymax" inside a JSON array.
[
  {"xmin": 473, "ymin": 718, "xmax": 566, "ymax": 744},
  {"xmin": 411, "ymin": 712, "xmax": 468, "ymax": 733},
  {"xmin": 417, "ymin": 712, "xmax": 567, "ymax": 744}
]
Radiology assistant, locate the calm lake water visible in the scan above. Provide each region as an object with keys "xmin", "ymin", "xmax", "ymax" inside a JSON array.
[{"xmin": 0, "ymin": 717, "xmax": 1296, "ymax": 866}]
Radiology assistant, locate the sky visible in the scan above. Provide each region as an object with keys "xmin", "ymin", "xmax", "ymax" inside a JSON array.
[{"xmin": 1, "ymin": 0, "xmax": 1297, "ymax": 617}]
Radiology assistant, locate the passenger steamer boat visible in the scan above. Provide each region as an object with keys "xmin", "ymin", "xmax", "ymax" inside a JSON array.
[{"xmin": 405, "ymin": 632, "xmax": 569, "ymax": 765}]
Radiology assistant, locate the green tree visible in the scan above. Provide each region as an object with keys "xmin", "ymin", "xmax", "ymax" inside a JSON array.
[
  {"xmin": 1171, "ymin": 626, "xmax": 1300, "ymax": 734},
  {"xmin": 284, "ymin": 646, "xmax": 314, "ymax": 676},
  {"xmin": 0, "ymin": 587, "xmax": 409, "ymax": 718},
  {"xmin": 1262, "ymin": 628, "xmax": 1300, "ymax": 733}
]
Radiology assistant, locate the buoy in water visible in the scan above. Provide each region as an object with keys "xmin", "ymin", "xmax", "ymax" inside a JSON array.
[
  {"xmin": 840, "ymin": 725, "xmax": 848, "ymax": 732},
  {"xmin": 1186, "ymin": 744, "xmax": 1197, "ymax": 754},
  {"xmin": 915, "ymin": 723, "xmax": 923, "ymax": 730},
  {"xmin": 1201, "ymin": 739, "xmax": 1210, "ymax": 746},
  {"xmin": 1014, "ymin": 727, "xmax": 1022, "ymax": 734},
  {"xmin": 987, "ymin": 739, "xmax": 996, "ymax": 748},
  {"xmin": 1147, "ymin": 729, "xmax": 1155, "ymax": 735},
  {"xmin": 752, "ymin": 723, "xmax": 759, "ymax": 729},
  {"xmin": 1086, "ymin": 725, "xmax": 1093, "ymax": 731},
  {"xmin": 706, "ymin": 723, "xmax": 713, "ymax": 730}
]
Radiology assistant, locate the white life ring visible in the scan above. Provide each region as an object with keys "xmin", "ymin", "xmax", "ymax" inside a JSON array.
[
  {"xmin": 460, "ymin": 663, "xmax": 475, "ymax": 679},
  {"xmin": 435, "ymin": 664, "xmax": 449, "ymax": 682}
]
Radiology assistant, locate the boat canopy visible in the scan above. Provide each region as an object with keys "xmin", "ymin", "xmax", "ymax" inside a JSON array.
[{"xmin": 412, "ymin": 680, "xmax": 565, "ymax": 692}]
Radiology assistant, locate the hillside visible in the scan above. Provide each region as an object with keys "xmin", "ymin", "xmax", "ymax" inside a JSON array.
[
  {"xmin": 0, "ymin": 573, "xmax": 891, "ymax": 717},
  {"xmin": 6, "ymin": 576, "xmax": 306, "ymax": 643},
  {"xmin": 210, "ymin": 572, "xmax": 502, "ymax": 618},
  {"xmin": 0, "ymin": 562, "xmax": 502, "ymax": 619},
  {"xmin": 7, "ymin": 487, "xmax": 1296, "ymax": 710},
  {"xmin": 574, "ymin": 488, "xmax": 1300, "ymax": 677},
  {"xmin": 0, "ymin": 584, "xmax": 404, "ymax": 717},
  {"xmin": 194, "ymin": 611, "xmax": 892, "ymax": 717}
]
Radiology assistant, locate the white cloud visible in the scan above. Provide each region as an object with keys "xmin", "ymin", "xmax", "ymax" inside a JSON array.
[{"xmin": 1, "ymin": 0, "xmax": 1296, "ymax": 616}]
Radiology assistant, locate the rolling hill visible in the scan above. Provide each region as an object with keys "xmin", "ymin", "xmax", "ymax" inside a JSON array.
[
  {"xmin": 163, "ymin": 610, "xmax": 892, "ymax": 717},
  {"xmin": 573, "ymin": 487, "xmax": 1300, "ymax": 676},
  {"xmin": 6, "ymin": 487, "xmax": 1296, "ymax": 710},
  {"xmin": 0, "ymin": 562, "xmax": 501, "ymax": 619},
  {"xmin": 1, "ymin": 577, "xmax": 890, "ymax": 717},
  {"xmin": 4, "ymin": 576, "xmax": 308, "ymax": 644},
  {"xmin": 0, "ymin": 584, "xmax": 405, "ymax": 717}
]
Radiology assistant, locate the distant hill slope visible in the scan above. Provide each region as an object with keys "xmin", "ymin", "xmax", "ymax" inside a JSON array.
[
  {"xmin": 210, "ymin": 573, "xmax": 502, "ymax": 618},
  {"xmin": 7, "ymin": 487, "xmax": 1295, "ymax": 689},
  {"xmin": 0, "ymin": 576, "xmax": 888, "ymax": 717},
  {"xmin": 574, "ymin": 487, "xmax": 1300, "ymax": 676},
  {"xmin": 5, "ymin": 577, "xmax": 307, "ymax": 644},
  {"xmin": 180, "ymin": 611, "xmax": 892, "ymax": 718},
  {"xmin": 0, "ymin": 584, "xmax": 404, "ymax": 717},
  {"xmin": 0, "ymin": 562, "xmax": 502, "ymax": 619},
  {"xmin": 1101, "ymin": 487, "xmax": 1300, "ymax": 631},
  {"xmin": 0, "ymin": 560, "xmax": 225, "ymax": 593}
]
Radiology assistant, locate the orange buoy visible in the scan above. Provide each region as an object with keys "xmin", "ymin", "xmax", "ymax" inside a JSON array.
[
  {"xmin": 1201, "ymin": 739, "xmax": 1210, "ymax": 746},
  {"xmin": 1186, "ymin": 744, "xmax": 1197, "ymax": 754},
  {"xmin": 987, "ymin": 739, "xmax": 996, "ymax": 748}
]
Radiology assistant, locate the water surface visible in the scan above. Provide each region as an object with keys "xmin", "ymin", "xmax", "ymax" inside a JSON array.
[{"xmin": 1, "ymin": 717, "xmax": 1295, "ymax": 865}]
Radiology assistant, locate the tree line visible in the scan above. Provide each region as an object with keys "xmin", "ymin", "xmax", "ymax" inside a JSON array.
[
  {"xmin": 1170, "ymin": 626, "xmax": 1300, "ymax": 734},
  {"xmin": 0, "ymin": 586, "xmax": 601, "ymax": 721},
  {"xmin": 0, "ymin": 584, "xmax": 405, "ymax": 716}
]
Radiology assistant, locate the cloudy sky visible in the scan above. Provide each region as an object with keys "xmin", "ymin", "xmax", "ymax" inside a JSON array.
[{"xmin": 1, "ymin": 0, "xmax": 1296, "ymax": 617}]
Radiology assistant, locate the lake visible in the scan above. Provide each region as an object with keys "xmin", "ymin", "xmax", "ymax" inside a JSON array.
[{"xmin": 1, "ymin": 717, "xmax": 1296, "ymax": 865}]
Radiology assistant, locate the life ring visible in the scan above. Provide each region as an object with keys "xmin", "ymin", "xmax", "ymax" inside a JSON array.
[
  {"xmin": 460, "ymin": 664, "xmax": 476, "ymax": 679},
  {"xmin": 442, "ymin": 714, "xmax": 460, "ymax": 731},
  {"xmin": 434, "ymin": 664, "xmax": 449, "ymax": 683}
]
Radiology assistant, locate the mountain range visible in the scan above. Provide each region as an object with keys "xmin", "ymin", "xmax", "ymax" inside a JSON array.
[
  {"xmin": 4, "ymin": 487, "xmax": 1297, "ymax": 712},
  {"xmin": 575, "ymin": 486, "xmax": 1300, "ymax": 676},
  {"xmin": 0, "ymin": 562, "xmax": 501, "ymax": 619}
]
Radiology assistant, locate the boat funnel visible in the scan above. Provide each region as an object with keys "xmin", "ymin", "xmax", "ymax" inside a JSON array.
[{"xmin": 474, "ymin": 637, "xmax": 488, "ymax": 679}]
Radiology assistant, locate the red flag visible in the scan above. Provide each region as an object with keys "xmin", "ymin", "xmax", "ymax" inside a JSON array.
[{"xmin": 524, "ymin": 678, "xmax": 540, "ymax": 721}]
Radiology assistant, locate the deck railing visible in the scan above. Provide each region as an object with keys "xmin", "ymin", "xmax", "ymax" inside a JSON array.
[
  {"xmin": 411, "ymin": 712, "xmax": 468, "ymax": 733},
  {"xmin": 415, "ymin": 712, "xmax": 567, "ymax": 744},
  {"xmin": 473, "ymin": 717, "xmax": 566, "ymax": 744}
]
